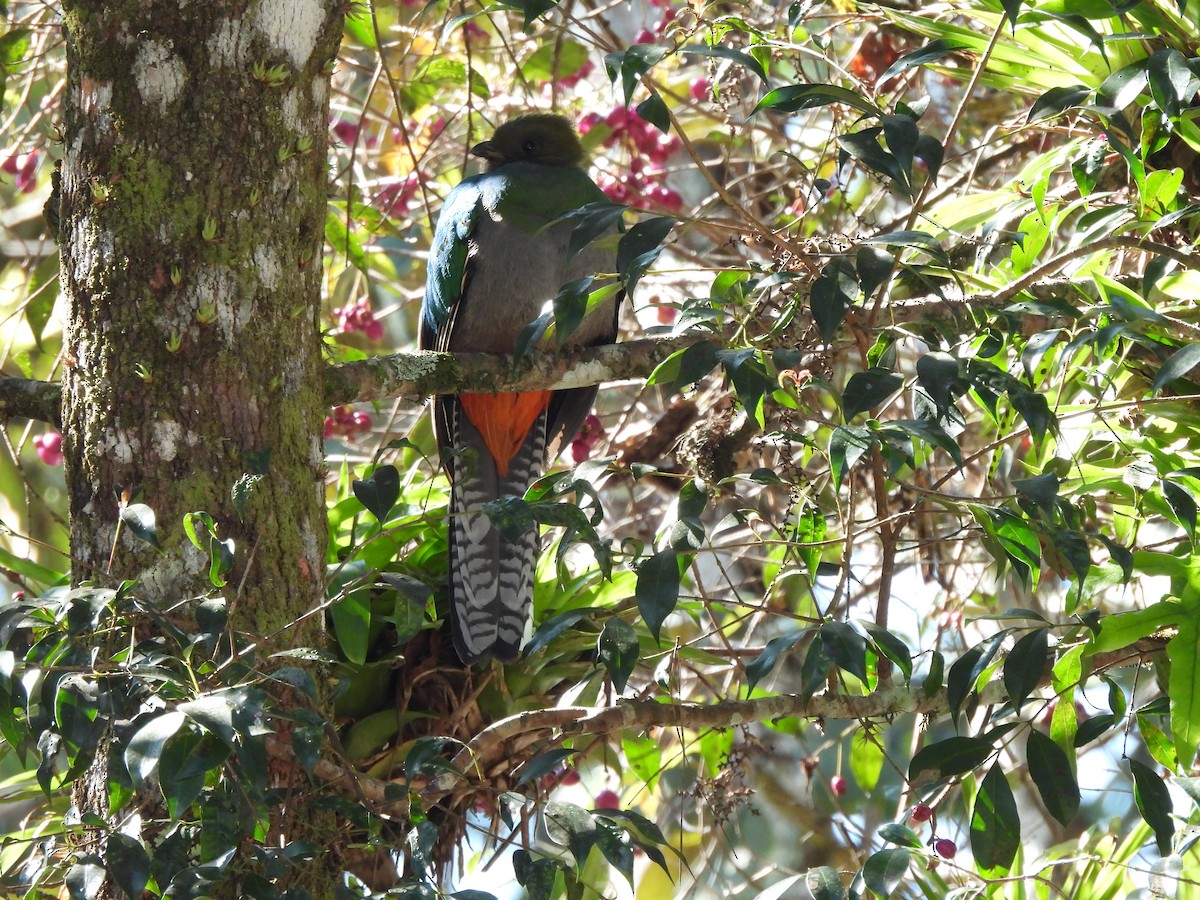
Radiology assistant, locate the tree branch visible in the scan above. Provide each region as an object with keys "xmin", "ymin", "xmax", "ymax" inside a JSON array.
[
  {"xmin": 322, "ymin": 331, "xmax": 713, "ymax": 406},
  {"xmin": 0, "ymin": 375, "xmax": 62, "ymax": 426}
]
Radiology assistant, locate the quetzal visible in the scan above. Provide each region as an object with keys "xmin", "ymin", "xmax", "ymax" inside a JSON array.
[{"xmin": 420, "ymin": 114, "xmax": 621, "ymax": 665}]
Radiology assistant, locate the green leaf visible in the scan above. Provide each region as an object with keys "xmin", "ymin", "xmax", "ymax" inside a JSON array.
[
  {"xmin": 1003, "ymin": 628, "xmax": 1048, "ymax": 711},
  {"xmin": 618, "ymin": 216, "xmax": 675, "ymax": 298},
  {"xmin": 1099, "ymin": 61, "xmax": 1149, "ymax": 110},
  {"xmin": 517, "ymin": 749, "xmax": 578, "ymax": 787},
  {"xmin": 820, "ymin": 620, "xmax": 869, "ymax": 684},
  {"xmin": 811, "ymin": 258, "xmax": 858, "ymax": 340},
  {"xmin": 841, "ymin": 368, "xmax": 903, "ymax": 421},
  {"xmin": 125, "ymin": 711, "xmax": 187, "ymax": 786},
  {"xmin": 119, "ymin": 503, "xmax": 163, "ymax": 551},
  {"xmin": 512, "ymin": 850, "xmax": 562, "ymax": 900},
  {"xmin": 598, "ymin": 617, "xmax": 639, "ymax": 693},
  {"xmin": 803, "ymin": 867, "xmax": 845, "ymax": 900},
  {"xmin": 1153, "ymin": 344, "xmax": 1200, "ymax": 393},
  {"xmin": 878, "ymin": 38, "xmax": 970, "ymax": 83},
  {"xmin": 861, "ymin": 848, "xmax": 910, "ymax": 897},
  {"xmin": 636, "ymin": 549, "xmax": 685, "ymax": 642},
  {"xmin": 330, "ymin": 585, "xmax": 372, "ymax": 666},
  {"xmin": 0, "ymin": 28, "xmax": 30, "ymax": 65},
  {"xmin": 682, "ymin": 44, "xmax": 767, "ymax": 82},
  {"xmin": 545, "ymin": 801, "xmax": 598, "ymax": 868},
  {"xmin": 855, "ymin": 245, "xmax": 895, "ymax": 298},
  {"xmin": 753, "ymin": 83, "xmax": 882, "ymax": 118},
  {"xmin": 1168, "ymin": 596, "xmax": 1200, "ymax": 770},
  {"xmin": 1131, "ymin": 758, "xmax": 1175, "ymax": 855},
  {"xmin": 1027, "ymin": 730, "xmax": 1079, "ymax": 826},
  {"xmin": 352, "ymin": 465, "xmax": 399, "ymax": 523},
  {"xmin": 971, "ymin": 764, "xmax": 1020, "ymax": 877},
  {"xmin": 745, "ymin": 629, "xmax": 807, "ymax": 694},
  {"xmin": 635, "ymin": 91, "xmax": 670, "ymax": 134},
  {"xmin": 829, "ymin": 425, "xmax": 876, "ymax": 485},
  {"xmin": 909, "ymin": 736, "xmax": 993, "ymax": 784},
  {"xmin": 647, "ymin": 340, "xmax": 720, "ymax": 392},
  {"xmin": 863, "ymin": 624, "xmax": 913, "ymax": 683},
  {"xmin": 106, "ymin": 832, "xmax": 151, "ymax": 899},
  {"xmin": 878, "ymin": 823, "xmax": 923, "ymax": 849},
  {"xmin": 915, "ymin": 351, "xmax": 962, "ymax": 421},
  {"xmin": 604, "ymin": 44, "xmax": 670, "ymax": 106},
  {"xmin": 1028, "ymin": 85, "xmax": 1092, "ymax": 122}
]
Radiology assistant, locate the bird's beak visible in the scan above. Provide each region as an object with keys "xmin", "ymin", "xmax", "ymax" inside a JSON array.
[{"xmin": 471, "ymin": 140, "xmax": 501, "ymax": 162}]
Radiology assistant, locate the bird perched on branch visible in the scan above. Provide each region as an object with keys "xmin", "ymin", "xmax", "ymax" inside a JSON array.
[{"xmin": 420, "ymin": 113, "xmax": 621, "ymax": 665}]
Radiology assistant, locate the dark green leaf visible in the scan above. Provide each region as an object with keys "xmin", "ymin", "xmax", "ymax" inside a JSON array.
[
  {"xmin": 512, "ymin": 850, "xmax": 562, "ymax": 900},
  {"xmin": 839, "ymin": 128, "xmax": 909, "ymax": 196},
  {"xmin": 804, "ymin": 866, "xmax": 846, "ymax": 900},
  {"xmin": 1028, "ymin": 85, "xmax": 1092, "ymax": 122},
  {"xmin": 119, "ymin": 503, "xmax": 162, "ymax": 551},
  {"xmin": 820, "ymin": 620, "xmax": 869, "ymax": 684},
  {"xmin": 0, "ymin": 28, "xmax": 31, "ymax": 66},
  {"xmin": 971, "ymin": 764, "xmax": 1020, "ymax": 877},
  {"xmin": 924, "ymin": 651, "xmax": 944, "ymax": 698},
  {"xmin": 1153, "ymin": 344, "xmax": 1200, "ymax": 393},
  {"xmin": 1075, "ymin": 713, "xmax": 1116, "ymax": 746},
  {"xmin": 829, "ymin": 425, "xmax": 876, "ymax": 484},
  {"xmin": 811, "ymin": 258, "xmax": 858, "ymax": 340},
  {"xmin": 882, "ymin": 114, "xmax": 919, "ymax": 179},
  {"xmin": 681, "ymin": 44, "xmax": 767, "ymax": 82},
  {"xmin": 1012, "ymin": 472, "xmax": 1059, "ymax": 515},
  {"xmin": 65, "ymin": 858, "xmax": 106, "ymax": 900},
  {"xmin": 861, "ymin": 848, "xmax": 910, "ymax": 897},
  {"xmin": 863, "ymin": 624, "xmax": 913, "ymax": 682},
  {"xmin": 878, "ymin": 823, "xmax": 923, "ymax": 849},
  {"xmin": 842, "ymin": 368, "xmax": 903, "ymax": 420},
  {"xmin": 598, "ymin": 617, "xmax": 639, "ymax": 693},
  {"xmin": 125, "ymin": 711, "xmax": 187, "ymax": 786},
  {"xmin": 915, "ymin": 351, "xmax": 962, "ymax": 422},
  {"xmin": 1099, "ymin": 61, "xmax": 1149, "ymax": 110},
  {"xmin": 753, "ymin": 83, "xmax": 882, "ymax": 117},
  {"xmin": 352, "ymin": 465, "xmax": 399, "ymax": 523},
  {"xmin": 1131, "ymin": 758, "xmax": 1175, "ymax": 856},
  {"xmin": 855, "ymin": 245, "xmax": 895, "ymax": 298},
  {"xmin": 635, "ymin": 91, "xmax": 670, "ymax": 134},
  {"xmin": 909, "ymin": 736, "xmax": 993, "ymax": 783},
  {"xmin": 878, "ymin": 38, "xmax": 970, "ymax": 83},
  {"xmin": 745, "ymin": 629, "xmax": 807, "ymax": 694},
  {"xmin": 915, "ymin": 133, "xmax": 944, "ymax": 183},
  {"xmin": 1027, "ymin": 730, "xmax": 1079, "ymax": 825},
  {"xmin": 106, "ymin": 832, "xmax": 151, "ymax": 899},
  {"xmin": 517, "ymin": 749, "xmax": 578, "ymax": 787},
  {"xmin": 595, "ymin": 818, "xmax": 635, "ymax": 886},
  {"xmin": 618, "ymin": 216, "xmax": 675, "ymax": 298},
  {"xmin": 647, "ymin": 340, "xmax": 721, "ymax": 392},
  {"xmin": 330, "ymin": 586, "xmax": 371, "ymax": 666},
  {"xmin": 1162, "ymin": 479, "xmax": 1197, "ymax": 538},
  {"xmin": 636, "ymin": 549, "xmax": 684, "ymax": 643},
  {"xmin": 524, "ymin": 607, "xmax": 597, "ymax": 656},
  {"xmin": 604, "ymin": 44, "xmax": 670, "ymax": 105},
  {"xmin": 800, "ymin": 633, "xmax": 831, "ymax": 703},
  {"xmin": 545, "ymin": 801, "xmax": 598, "ymax": 868},
  {"xmin": 1003, "ymin": 628, "xmax": 1048, "ymax": 711}
]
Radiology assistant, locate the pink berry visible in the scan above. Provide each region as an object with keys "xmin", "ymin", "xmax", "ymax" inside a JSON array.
[
  {"xmin": 634, "ymin": 28, "xmax": 655, "ymax": 44},
  {"xmin": 594, "ymin": 789, "xmax": 620, "ymax": 810},
  {"xmin": 579, "ymin": 112, "xmax": 602, "ymax": 135},
  {"xmin": 33, "ymin": 432, "xmax": 64, "ymax": 466},
  {"xmin": 690, "ymin": 77, "xmax": 712, "ymax": 101},
  {"xmin": 935, "ymin": 838, "xmax": 957, "ymax": 859},
  {"xmin": 324, "ymin": 417, "xmax": 336, "ymax": 439},
  {"xmin": 910, "ymin": 803, "xmax": 933, "ymax": 823},
  {"xmin": 351, "ymin": 411, "xmax": 372, "ymax": 430},
  {"xmin": 656, "ymin": 304, "xmax": 677, "ymax": 325},
  {"xmin": 560, "ymin": 768, "xmax": 581, "ymax": 786},
  {"xmin": 830, "ymin": 775, "xmax": 848, "ymax": 797}
]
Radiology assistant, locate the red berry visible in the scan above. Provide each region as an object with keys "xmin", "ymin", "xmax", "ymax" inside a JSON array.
[
  {"xmin": 633, "ymin": 28, "xmax": 655, "ymax": 44},
  {"xmin": 33, "ymin": 432, "xmax": 64, "ymax": 466},
  {"xmin": 593, "ymin": 789, "xmax": 620, "ymax": 810},
  {"xmin": 690, "ymin": 77, "xmax": 712, "ymax": 101},
  {"xmin": 910, "ymin": 803, "xmax": 933, "ymax": 823},
  {"xmin": 935, "ymin": 838, "xmax": 957, "ymax": 859},
  {"xmin": 559, "ymin": 769, "xmax": 581, "ymax": 786},
  {"xmin": 830, "ymin": 775, "xmax": 848, "ymax": 797}
]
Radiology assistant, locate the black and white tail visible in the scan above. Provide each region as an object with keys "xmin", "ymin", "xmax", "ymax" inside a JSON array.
[{"xmin": 446, "ymin": 408, "xmax": 546, "ymax": 664}]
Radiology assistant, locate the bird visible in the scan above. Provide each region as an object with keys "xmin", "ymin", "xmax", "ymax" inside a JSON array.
[{"xmin": 420, "ymin": 113, "xmax": 621, "ymax": 665}]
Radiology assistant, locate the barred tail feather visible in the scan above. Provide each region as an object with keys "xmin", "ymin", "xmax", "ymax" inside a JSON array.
[{"xmin": 447, "ymin": 405, "xmax": 546, "ymax": 664}]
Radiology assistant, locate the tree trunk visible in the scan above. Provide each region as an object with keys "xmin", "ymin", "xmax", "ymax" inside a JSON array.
[{"xmin": 56, "ymin": 2, "xmax": 344, "ymax": 895}]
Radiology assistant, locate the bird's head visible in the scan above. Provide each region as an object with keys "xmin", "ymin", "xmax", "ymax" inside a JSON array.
[{"xmin": 471, "ymin": 114, "xmax": 585, "ymax": 171}]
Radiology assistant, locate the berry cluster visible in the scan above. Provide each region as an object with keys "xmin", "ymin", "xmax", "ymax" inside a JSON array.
[
  {"xmin": 32, "ymin": 431, "xmax": 63, "ymax": 466},
  {"xmin": 580, "ymin": 107, "xmax": 683, "ymax": 211},
  {"xmin": 2, "ymin": 150, "xmax": 40, "ymax": 193},
  {"xmin": 324, "ymin": 406, "xmax": 373, "ymax": 440},
  {"xmin": 375, "ymin": 174, "xmax": 419, "ymax": 218},
  {"xmin": 570, "ymin": 414, "xmax": 606, "ymax": 463},
  {"xmin": 333, "ymin": 297, "xmax": 384, "ymax": 342}
]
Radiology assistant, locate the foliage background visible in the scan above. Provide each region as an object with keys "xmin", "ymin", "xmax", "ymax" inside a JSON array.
[{"xmin": 2, "ymin": 0, "xmax": 1200, "ymax": 897}]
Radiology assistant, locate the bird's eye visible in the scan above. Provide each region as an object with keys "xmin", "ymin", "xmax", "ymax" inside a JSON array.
[{"xmin": 522, "ymin": 139, "xmax": 537, "ymax": 154}]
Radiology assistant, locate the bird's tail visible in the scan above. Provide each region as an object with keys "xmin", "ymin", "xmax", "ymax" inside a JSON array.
[{"xmin": 446, "ymin": 406, "xmax": 545, "ymax": 664}]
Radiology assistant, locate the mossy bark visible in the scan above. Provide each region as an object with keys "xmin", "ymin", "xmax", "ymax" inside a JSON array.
[{"xmin": 56, "ymin": 2, "xmax": 344, "ymax": 896}]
